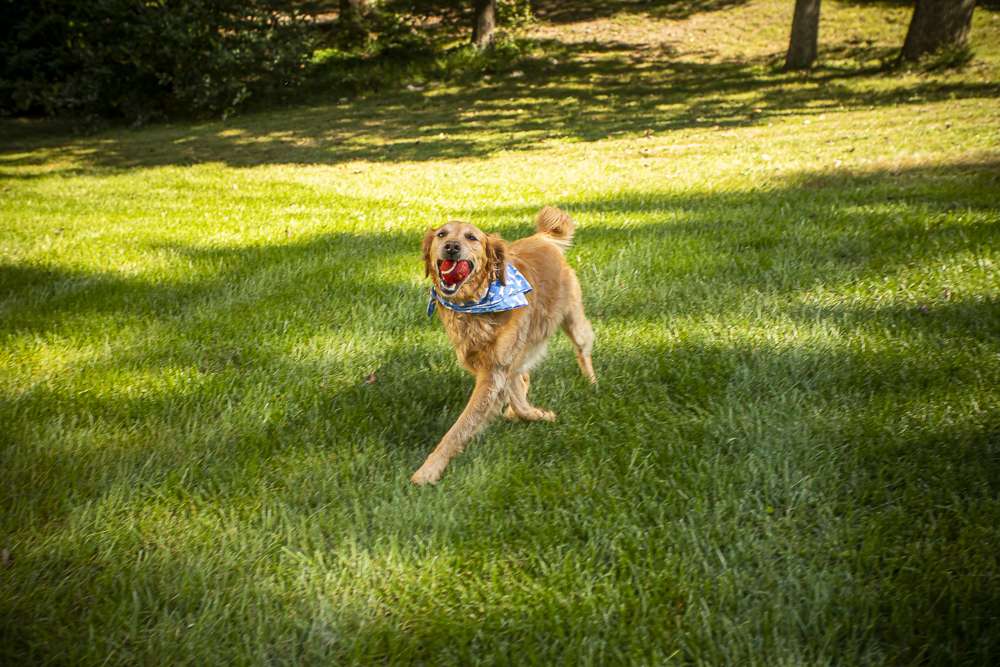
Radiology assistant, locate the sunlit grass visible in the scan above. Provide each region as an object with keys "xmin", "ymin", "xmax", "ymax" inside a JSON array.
[{"xmin": 2, "ymin": 0, "xmax": 999, "ymax": 664}]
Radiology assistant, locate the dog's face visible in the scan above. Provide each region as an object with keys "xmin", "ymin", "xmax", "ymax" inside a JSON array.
[{"xmin": 422, "ymin": 221, "xmax": 505, "ymax": 301}]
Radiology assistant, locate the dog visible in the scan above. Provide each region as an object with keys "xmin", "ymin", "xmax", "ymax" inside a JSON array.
[{"xmin": 411, "ymin": 206, "xmax": 596, "ymax": 485}]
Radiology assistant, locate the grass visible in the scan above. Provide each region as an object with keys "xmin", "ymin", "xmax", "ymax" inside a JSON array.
[{"xmin": 2, "ymin": 0, "xmax": 999, "ymax": 664}]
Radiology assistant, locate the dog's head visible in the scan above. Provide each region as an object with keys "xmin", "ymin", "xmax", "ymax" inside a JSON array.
[{"xmin": 422, "ymin": 221, "xmax": 506, "ymax": 301}]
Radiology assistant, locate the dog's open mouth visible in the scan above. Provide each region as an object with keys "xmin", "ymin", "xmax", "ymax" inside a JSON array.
[{"xmin": 437, "ymin": 259, "xmax": 473, "ymax": 295}]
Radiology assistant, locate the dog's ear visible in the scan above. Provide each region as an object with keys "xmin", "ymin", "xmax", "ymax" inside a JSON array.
[
  {"xmin": 486, "ymin": 234, "xmax": 507, "ymax": 285},
  {"xmin": 421, "ymin": 227, "xmax": 436, "ymax": 278}
]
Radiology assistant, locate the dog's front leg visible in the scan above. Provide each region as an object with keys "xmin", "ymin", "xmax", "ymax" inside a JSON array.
[{"xmin": 411, "ymin": 368, "xmax": 508, "ymax": 485}]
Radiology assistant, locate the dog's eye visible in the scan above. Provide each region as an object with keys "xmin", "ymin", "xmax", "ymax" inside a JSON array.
[
  {"xmin": 465, "ymin": 234, "xmax": 478, "ymax": 242},
  {"xmin": 436, "ymin": 231, "xmax": 446, "ymax": 238}
]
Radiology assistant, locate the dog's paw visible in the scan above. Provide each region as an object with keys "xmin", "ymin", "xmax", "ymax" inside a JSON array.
[
  {"xmin": 537, "ymin": 409, "xmax": 557, "ymax": 422},
  {"xmin": 506, "ymin": 407, "xmax": 557, "ymax": 422},
  {"xmin": 410, "ymin": 460, "xmax": 445, "ymax": 486}
]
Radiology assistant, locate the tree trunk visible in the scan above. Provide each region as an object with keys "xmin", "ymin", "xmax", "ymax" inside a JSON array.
[
  {"xmin": 784, "ymin": 0, "xmax": 821, "ymax": 70},
  {"xmin": 901, "ymin": 0, "xmax": 976, "ymax": 61},
  {"xmin": 472, "ymin": 0, "xmax": 497, "ymax": 48}
]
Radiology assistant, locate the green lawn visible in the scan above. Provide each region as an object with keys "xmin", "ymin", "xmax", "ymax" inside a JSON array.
[{"xmin": 2, "ymin": 1, "xmax": 999, "ymax": 664}]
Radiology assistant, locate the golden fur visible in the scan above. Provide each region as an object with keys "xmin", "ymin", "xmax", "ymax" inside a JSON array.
[{"xmin": 411, "ymin": 206, "xmax": 596, "ymax": 485}]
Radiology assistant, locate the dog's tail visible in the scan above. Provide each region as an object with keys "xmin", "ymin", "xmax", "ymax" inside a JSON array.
[{"xmin": 535, "ymin": 206, "xmax": 574, "ymax": 252}]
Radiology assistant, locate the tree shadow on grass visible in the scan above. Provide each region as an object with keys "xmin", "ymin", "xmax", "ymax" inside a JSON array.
[
  {"xmin": 2, "ymin": 37, "xmax": 997, "ymax": 176},
  {"xmin": 532, "ymin": 0, "xmax": 751, "ymax": 23},
  {"xmin": 2, "ymin": 155, "xmax": 997, "ymax": 509},
  {"xmin": 2, "ymin": 157, "xmax": 999, "ymax": 662}
]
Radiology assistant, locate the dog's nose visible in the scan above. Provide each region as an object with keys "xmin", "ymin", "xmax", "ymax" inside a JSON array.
[{"xmin": 443, "ymin": 241, "xmax": 460, "ymax": 257}]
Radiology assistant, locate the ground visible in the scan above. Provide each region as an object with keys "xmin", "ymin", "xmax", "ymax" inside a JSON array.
[{"xmin": 1, "ymin": 1, "xmax": 999, "ymax": 664}]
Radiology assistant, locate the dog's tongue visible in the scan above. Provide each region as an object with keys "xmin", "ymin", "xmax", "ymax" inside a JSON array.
[{"xmin": 440, "ymin": 260, "xmax": 472, "ymax": 286}]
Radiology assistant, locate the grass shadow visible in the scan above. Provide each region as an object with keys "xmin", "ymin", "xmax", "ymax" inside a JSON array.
[
  {"xmin": 2, "ymin": 155, "xmax": 999, "ymax": 662},
  {"xmin": 533, "ymin": 0, "xmax": 751, "ymax": 23},
  {"xmin": 3, "ymin": 155, "xmax": 997, "ymax": 509}
]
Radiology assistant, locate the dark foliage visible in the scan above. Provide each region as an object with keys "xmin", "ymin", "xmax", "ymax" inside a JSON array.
[
  {"xmin": 370, "ymin": 12, "xmax": 437, "ymax": 60},
  {"xmin": 0, "ymin": 0, "xmax": 315, "ymax": 121}
]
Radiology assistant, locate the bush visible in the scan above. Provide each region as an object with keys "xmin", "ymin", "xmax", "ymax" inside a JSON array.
[{"xmin": 0, "ymin": 0, "xmax": 315, "ymax": 121}]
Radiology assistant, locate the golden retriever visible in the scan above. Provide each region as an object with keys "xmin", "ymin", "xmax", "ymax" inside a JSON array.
[{"xmin": 411, "ymin": 206, "xmax": 596, "ymax": 485}]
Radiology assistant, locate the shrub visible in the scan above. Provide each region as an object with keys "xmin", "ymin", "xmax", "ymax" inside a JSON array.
[{"xmin": 0, "ymin": 0, "xmax": 315, "ymax": 121}]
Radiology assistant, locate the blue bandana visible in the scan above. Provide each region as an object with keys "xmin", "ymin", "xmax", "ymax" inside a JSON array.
[{"xmin": 428, "ymin": 263, "xmax": 533, "ymax": 316}]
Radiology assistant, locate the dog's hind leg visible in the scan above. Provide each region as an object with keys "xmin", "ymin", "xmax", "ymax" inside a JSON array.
[
  {"xmin": 562, "ymin": 301, "xmax": 596, "ymax": 385},
  {"xmin": 504, "ymin": 372, "xmax": 556, "ymax": 422}
]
